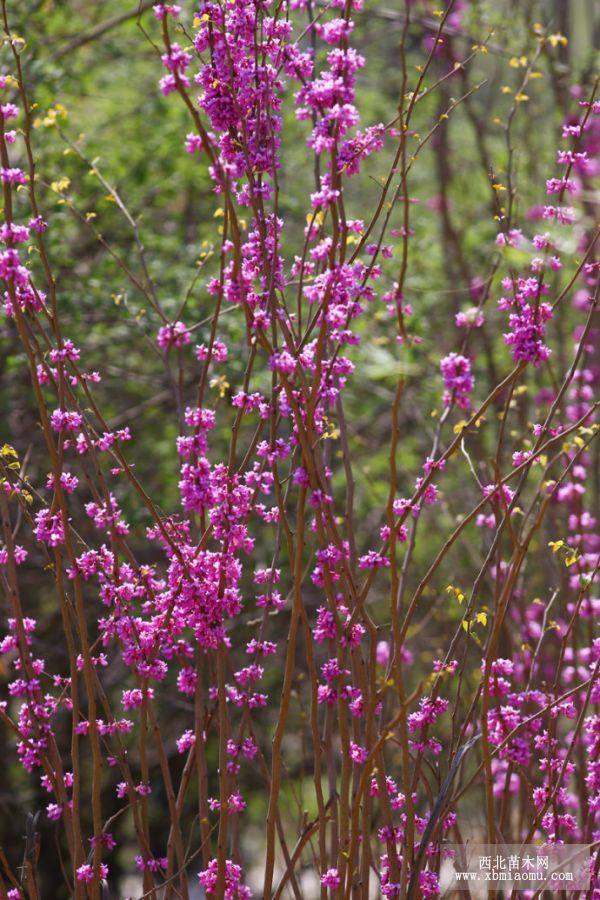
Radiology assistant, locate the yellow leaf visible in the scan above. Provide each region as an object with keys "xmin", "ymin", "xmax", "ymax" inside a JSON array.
[
  {"xmin": 446, "ymin": 584, "xmax": 465, "ymax": 604},
  {"xmin": 210, "ymin": 375, "xmax": 230, "ymax": 398},
  {"xmin": 40, "ymin": 103, "xmax": 68, "ymax": 128},
  {"xmin": 50, "ymin": 176, "xmax": 70, "ymax": 193},
  {"xmin": 0, "ymin": 444, "xmax": 19, "ymax": 459},
  {"xmin": 548, "ymin": 32, "xmax": 568, "ymax": 47}
]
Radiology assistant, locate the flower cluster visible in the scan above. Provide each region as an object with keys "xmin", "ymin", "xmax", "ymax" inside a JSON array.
[{"xmin": 0, "ymin": 2, "xmax": 597, "ymax": 898}]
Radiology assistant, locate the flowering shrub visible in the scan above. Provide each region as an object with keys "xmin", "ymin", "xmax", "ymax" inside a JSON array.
[{"xmin": 0, "ymin": 0, "xmax": 598, "ymax": 897}]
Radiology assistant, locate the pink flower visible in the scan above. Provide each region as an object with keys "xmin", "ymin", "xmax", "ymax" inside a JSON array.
[
  {"xmin": 321, "ymin": 868, "xmax": 341, "ymax": 889},
  {"xmin": 157, "ymin": 320, "xmax": 191, "ymax": 351},
  {"xmin": 440, "ymin": 353, "xmax": 474, "ymax": 409},
  {"xmin": 349, "ymin": 742, "xmax": 369, "ymax": 764},
  {"xmin": 76, "ymin": 863, "xmax": 108, "ymax": 883}
]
